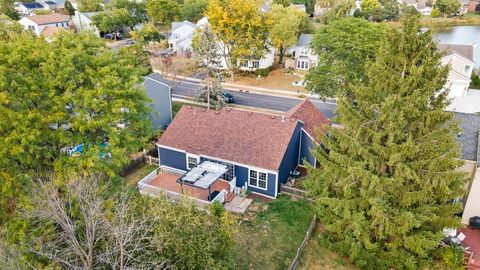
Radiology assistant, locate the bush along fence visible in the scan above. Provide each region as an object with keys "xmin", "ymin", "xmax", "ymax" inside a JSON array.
[{"xmin": 288, "ymin": 214, "xmax": 317, "ymax": 270}]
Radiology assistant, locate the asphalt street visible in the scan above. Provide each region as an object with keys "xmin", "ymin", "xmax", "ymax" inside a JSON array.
[{"xmin": 162, "ymin": 76, "xmax": 338, "ymax": 119}]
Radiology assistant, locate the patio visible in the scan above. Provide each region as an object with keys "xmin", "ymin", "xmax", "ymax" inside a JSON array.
[
  {"xmin": 462, "ymin": 227, "xmax": 480, "ymax": 269},
  {"xmin": 148, "ymin": 171, "xmax": 230, "ymax": 202},
  {"xmin": 138, "ymin": 164, "xmax": 254, "ymax": 213}
]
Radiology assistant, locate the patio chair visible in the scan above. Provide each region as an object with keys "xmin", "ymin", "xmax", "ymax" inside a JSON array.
[{"xmin": 451, "ymin": 232, "xmax": 466, "ymax": 245}]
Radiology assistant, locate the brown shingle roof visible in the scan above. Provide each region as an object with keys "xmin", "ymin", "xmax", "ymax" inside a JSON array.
[
  {"xmin": 285, "ymin": 99, "xmax": 331, "ymax": 141},
  {"xmin": 27, "ymin": 13, "xmax": 69, "ymax": 25},
  {"xmin": 157, "ymin": 106, "xmax": 299, "ymax": 171},
  {"xmin": 438, "ymin": 43, "xmax": 475, "ymax": 62},
  {"xmin": 40, "ymin": 26, "xmax": 62, "ymax": 36}
]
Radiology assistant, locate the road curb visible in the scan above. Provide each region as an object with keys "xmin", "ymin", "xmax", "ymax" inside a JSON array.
[
  {"xmin": 153, "ymin": 70, "xmax": 335, "ymax": 102},
  {"xmin": 171, "ymin": 97, "xmax": 285, "ymax": 115}
]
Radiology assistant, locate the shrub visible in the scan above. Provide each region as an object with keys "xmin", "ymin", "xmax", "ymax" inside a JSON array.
[
  {"xmin": 431, "ymin": 8, "xmax": 441, "ymax": 17},
  {"xmin": 471, "ymin": 73, "xmax": 480, "ymax": 89},
  {"xmin": 254, "ymin": 66, "xmax": 271, "ymax": 77},
  {"xmin": 434, "ymin": 246, "xmax": 464, "ymax": 269}
]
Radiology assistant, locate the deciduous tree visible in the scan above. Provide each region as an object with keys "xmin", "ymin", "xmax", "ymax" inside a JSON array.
[
  {"xmin": 1, "ymin": 175, "xmax": 235, "ymax": 269},
  {"xmin": 273, "ymin": 0, "xmax": 291, "ymax": 7},
  {"xmin": 305, "ymin": 15, "xmax": 466, "ymax": 270},
  {"xmin": 111, "ymin": 0, "xmax": 148, "ymax": 28},
  {"xmin": 268, "ymin": 4, "xmax": 310, "ymax": 64},
  {"xmin": 206, "ymin": 0, "xmax": 271, "ymax": 80},
  {"xmin": 435, "ymin": 0, "xmax": 462, "ymax": 17},
  {"xmin": 92, "ymin": 8, "xmax": 131, "ymax": 39},
  {"xmin": 78, "ymin": 0, "xmax": 103, "ymax": 12},
  {"xmin": 147, "ymin": 0, "xmax": 181, "ymax": 29},
  {"xmin": 305, "ymin": 17, "xmax": 387, "ymax": 100},
  {"xmin": 181, "ymin": 0, "xmax": 208, "ymax": 21},
  {"xmin": 0, "ymin": 28, "xmax": 153, "ymax": 223}
]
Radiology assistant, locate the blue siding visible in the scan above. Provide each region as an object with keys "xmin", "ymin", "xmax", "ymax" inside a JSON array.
[
  {"xmin": 300, "ymin": 130, "xmax": 316, "ymax": 166},
  {"xmin": 278, "ymin": 122, "xmax": 303, "ymax": 187},
  {"xmin": 247, "ymin": 173, "xmax": 277, "ymax": 197},
  {"xmin": 234, "ymin": 165, "xmax": 248, "ymax": 188},
  {"xmin": 159, "ymin": 147, "xmax": 187, "ymax": 171}
]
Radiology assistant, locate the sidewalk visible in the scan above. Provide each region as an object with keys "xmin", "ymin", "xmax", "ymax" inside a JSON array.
[{"xmin": 154, "ymin": 70, "xmax": 334, "ymax": 102}]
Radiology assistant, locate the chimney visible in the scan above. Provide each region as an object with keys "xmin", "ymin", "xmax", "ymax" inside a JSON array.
[{"xmin": 281, "ymin": 115, "xmax": 285, "ymax": 122}]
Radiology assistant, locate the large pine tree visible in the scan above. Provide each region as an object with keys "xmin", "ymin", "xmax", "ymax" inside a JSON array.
[{"xmin": 305, "ymin": 15, "xmax": 466, "ymax": 270}]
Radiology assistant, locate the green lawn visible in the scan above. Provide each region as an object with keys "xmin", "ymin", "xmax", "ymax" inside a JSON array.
[
  {"xmin": 172, "ymin": 101, "xmax": 184, "ymax": 118},
  {"xmin": 232, "ymin": 195, "xmax": 314, "ymax": 270},
  {"xmin": 124, "ymin": 163, "xmax": 158, "ymax": 186}
]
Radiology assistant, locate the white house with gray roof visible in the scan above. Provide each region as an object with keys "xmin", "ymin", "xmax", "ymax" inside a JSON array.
[
  {"xmin": 168, "ymin": 20, "xmax": 197, "ymax": 55},
  {"xmin": 439, "ymin": 43, "xmax": 476, "ymax": 99},
  {"xmin": 286, "ymin": 34, "xmax": 318, "ymax": 70},
  {"xmin": 72, "ymin": 11, "xmax": 100, "ymax": 36},
  {"xmin": 439, "ymin": 43, "xmax": 480, "ymax": 114}
]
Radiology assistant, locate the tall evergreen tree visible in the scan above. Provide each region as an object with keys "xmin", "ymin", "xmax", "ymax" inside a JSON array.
[{"xmin": 305, "ymin": 14, "xmax": 466, "ymax": 270}]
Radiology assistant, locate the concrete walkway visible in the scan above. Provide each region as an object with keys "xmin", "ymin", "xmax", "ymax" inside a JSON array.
[{"xmin": 225, "ymin": 196, "xmax": 253, "ymax": 214}]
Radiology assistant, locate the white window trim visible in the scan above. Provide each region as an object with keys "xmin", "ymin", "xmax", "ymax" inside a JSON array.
[
  {"xmin": 248, "ymin": 168, "xmax": 268, "ymax": 191},
  {"xmin": 186, "ymin": 154, "xmax": 200, "ymax": 170}
]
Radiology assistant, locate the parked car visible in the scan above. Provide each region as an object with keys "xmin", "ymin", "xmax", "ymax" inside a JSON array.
[
  {"xmin": 197, "ymin": 91, "xmax": 235, "ymax": 105},
  {"xmin": 222, "ymin": 91, "xmax": 235, "ymax": 103},
  {"xmin": 103, "ymin": 33, "xmax": 123, "ymax": 40}
]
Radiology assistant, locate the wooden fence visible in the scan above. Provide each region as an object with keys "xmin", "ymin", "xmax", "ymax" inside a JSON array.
[
  {"xmin": 288, "ymin": 214, "xmax": 317, "ymax": 270},
  {"xmin": 120, "ymin": 155, "xmax": 145, "ymax": 177},
  {"xmin": 280, "ymin": 185, "xmax": 313, "ymax": 201},
  {"xmin": 145, "ymin": 155, "xmax": 160, "ymax": 165}
]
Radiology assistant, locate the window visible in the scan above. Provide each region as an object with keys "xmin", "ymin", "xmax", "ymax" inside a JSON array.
[
  {"xmin": 28, "ymin": 25, "xmax": 35, "ymax": 31},
  {"xmin": 186, "ymin": 155, "xmax": 199, "ymax": 170},
  {"xmin": 241, "ymin": 60, "xmax": 248, "ymax": 68},
  {"xmin": 173, "ymin": 33, "xmax": 180, "ymax": 39},
  {"xmin": 296, "ymin": 60, "xmax": 309, "ymax": 70},
  {"xmin": 249, "ymin": 169, "xmax": 267, "ymax": 189},
  {"xmin": 465, "ymin": 65, "xmax": 470, "ymax": 73},
  {"xmin": 252, "ymin": 61, "xmax": 260, "ymax": 69}
]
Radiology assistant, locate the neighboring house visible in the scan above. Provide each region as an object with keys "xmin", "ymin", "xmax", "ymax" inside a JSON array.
[
  {"xmin": 168, "ymin": 20, "xmax": 197, "ymax": 56},
  {"xmin": 438, "ymin": 43, "xmax": 475, "ymax": 98},
  {"xmin": 467, "ymin": 0, "xmax": 479, "ymax": 12},
  {"xmin": 196, "ymin": 17, "xmax": 275, "ymax": 71},
  {"xmin": 39, "ymin": 0, "xmax": 65, "ymax": 10},
  {"xmin": 18, "ymin": 13, "xmax": 69, "ymax": 36},
  {"xmin": 286, "ymin": 34, "xmax": 318, "ymax": 70},
  {"xmin": 15, "ymin": 2, "xmax": 46, "ymax": 16},
  {"xmin": 398, "ymin": 0, "xmax": 432, "ymax": 15},
  {"xmin": 154, "ymin": 99, "xmax": 331, "ymax": 199},
  {"xmin": 72, "ymin": 11, "xmax": 100, "ymax": 36},
  {"xmin": 454, "ymin": 113, "xmax": 480, "ymax": 225},
  {"xmin": 143, "ymin": 73, "xmax": 173, "ymax": 130},
  {"xmin": 40, "ymin": 25, "xmax": 63, "ymax": 39}
]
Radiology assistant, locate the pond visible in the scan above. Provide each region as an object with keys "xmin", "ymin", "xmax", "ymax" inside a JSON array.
[{"xmin": 430, "ymin": 25, "xmax": 480, "ymax": 67}]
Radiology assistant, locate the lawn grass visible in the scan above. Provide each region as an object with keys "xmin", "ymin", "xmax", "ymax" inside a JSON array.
[
  {"xmin": 232, "ymin": 195, "xmax": 314, "ymax": 270},
  {"xmin": 420, "ymin": 13, "xmax": 480, "ymax": 27},
  {"xmin": 298, "ymin": 229, "xmax": 358, "ymax": 270},
  {"xmin": 124, "ymin": 163, "xmax": 158, "ymax": 186},
  {"xmin": 172, "ymin": 101, "xmax": 184, "ymax": 118}
]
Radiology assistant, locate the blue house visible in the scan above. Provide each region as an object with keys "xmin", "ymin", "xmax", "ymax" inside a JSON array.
[
  {"xmin": 144, "ymin": 73, "xmax": 173, "ymax": 130},
  {"xmin": 155, "ymin": 99, "xmax": 331, "ymax": 198}
]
